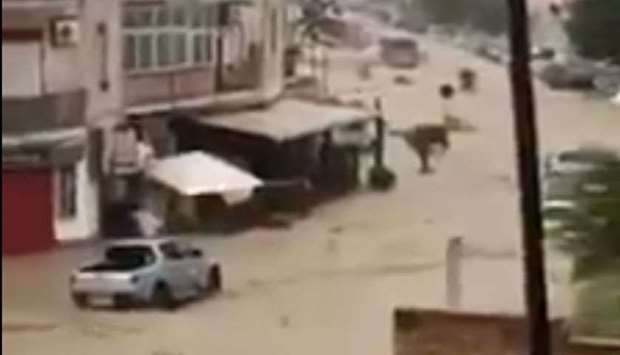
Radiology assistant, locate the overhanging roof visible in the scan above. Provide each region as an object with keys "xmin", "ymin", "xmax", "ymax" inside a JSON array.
[
  {"xmin": 146, "ymin": 151, "xmax": 263, "ymax": 197},
  {"xmin": 147, "ymin": 0, "xmax": 253, "ymax": 5},
  {"xmin": 194, "ymin": 99, "xmax": 378, "ymax": 142}
]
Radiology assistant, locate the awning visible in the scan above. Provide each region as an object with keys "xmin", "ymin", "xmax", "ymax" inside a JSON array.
[
  {"xmin": 612, "ymin": 91, "xmax": 620, "ymax": 107},
  {"xmin": 146, "ymin": 151, "xmax": 263, "ymax": 199},
  {"xmin": 2, "ymin": 128, "xmax": 87, "ymax": 169},
  {"xmin": 165, "ymin": 0, "xmax": 253, "ymax": 5},
  {"xmin": 193, "ymin": 99, "xmax": 379, "ymax": 142}
]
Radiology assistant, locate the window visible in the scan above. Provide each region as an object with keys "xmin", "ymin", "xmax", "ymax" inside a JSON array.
[
  {"xmin": 174, "ymin": 33, "xmax": 186, "ymax": 64},
  {"xmin": 123, "ymin": 4, "xmax": 217, "ymax": 73},
  {"xmin": 104, "ymin": 246, "xmax": 156, "ymax": 268},
  {"xmin": 157, "ymin": 33, "xmax": 171, "ymax": 66},
  {"xmin": 160, "ymin": 242, "xmax": 184, "ymax": 260},
  {"xmin": 193, "ymin": 33, "xmax": 213, "ymax": 64},
  {"xmin": 271, "ymin": 9, "xmax": 279, "ymax": 53},
  {"xmin": 137, "ymin": 34, "xmax": 153, "ymax": 69},
  {"xmin": 57, "ymin": 166, "xmax": 77, "ymax": 218},
  {"xmin": 124, "ymin": 35, "xmax": 137, "ymax": 70}
]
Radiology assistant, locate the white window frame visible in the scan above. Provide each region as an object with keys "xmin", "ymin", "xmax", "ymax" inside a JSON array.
[{"xmin": 123, "ymin": 4, "xmax": 217, "ymax": 75}]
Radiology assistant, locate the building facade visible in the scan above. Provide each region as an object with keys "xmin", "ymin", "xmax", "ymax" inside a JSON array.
[
  {"xmin": 2, "ymin": 0, "xmax": 124, "ymax": 254},
  {"xmin": 104, "ymin": 0, "xmax": 288, "ymax": 236}
]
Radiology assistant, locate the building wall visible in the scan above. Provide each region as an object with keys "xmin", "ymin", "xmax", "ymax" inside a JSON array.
[
  {"xmin": 2, "ymin": 42, "xmax": 43, "ymax": 97},
  {"xmin": 258, "ymin": 0, "xmax": 285, "ymax": 102},
  {"xmin": 80, "ymin": 0, "xmax": 124, "ymax": 128},
  {"xmin": 2, "ymin": 0, "xmax": 125, "ymax": 245},
  {"xmin": 125, "ymin": 67, "xmax": 216, "ymax": 107},
  {"xmin": 122, "ymin": 0, "xmax": 286, "ymax": 114},
  {"xmin": 394, "ymin": 309, "xmax": 619, "ymax": 355}
]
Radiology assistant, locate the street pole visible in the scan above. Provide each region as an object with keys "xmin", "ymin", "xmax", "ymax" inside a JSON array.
[{"xmin": 506, "ymin": 1, "xmax": 552, "ymax": 355}]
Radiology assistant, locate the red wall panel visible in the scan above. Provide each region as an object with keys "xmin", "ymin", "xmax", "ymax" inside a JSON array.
[{"xmin": 2, "ymin": 170, "xmax": 56, "ymax": 255}]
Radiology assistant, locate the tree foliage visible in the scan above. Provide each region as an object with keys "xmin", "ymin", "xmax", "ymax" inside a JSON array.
[
  {"xmin": 417, "ymin": 0, "xmax": 509, "ymax": 35},
  {"xmin": 549, "ymin": 164, "xmax": 620, "ymax": 280},
  {"xmin": 565, "ymin": 0, "xmax": 620, "ymax": 64},
  {"xmin": 292, "ymin": 0, "xmax": 342, "ymax": 44}
]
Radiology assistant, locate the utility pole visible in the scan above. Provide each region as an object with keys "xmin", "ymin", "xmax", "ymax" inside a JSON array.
[{"xmin": 506, "ymin": 1, "xmax": 552, "ymax": 355}]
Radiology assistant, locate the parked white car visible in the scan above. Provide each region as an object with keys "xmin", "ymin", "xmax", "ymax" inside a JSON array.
[
  {"xmin": 70, "ymin": 238, "xmax": 222, "ymax": 310},
  {"xmin": 543, "ymin": 147, "xmax": 620, "ymax": 177}
]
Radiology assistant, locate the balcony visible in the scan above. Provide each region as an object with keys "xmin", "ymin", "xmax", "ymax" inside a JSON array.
[{"xmin": 2, "ymin": 90, "xmax": 87, "ymax": 134}]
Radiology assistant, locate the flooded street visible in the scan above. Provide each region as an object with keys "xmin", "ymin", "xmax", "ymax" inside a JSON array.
[{"xmin": 4, "ymin": 31, "xmax": 619, "ymax": 355}]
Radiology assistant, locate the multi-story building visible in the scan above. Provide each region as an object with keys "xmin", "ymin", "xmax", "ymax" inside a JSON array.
[
  {"xmin": 102, "ymin": 0, "xmax": 288, "ymax": 234},
  {"xmin": 2, "ymin": 0, "xmax": 124, "ymax": 254},
  {"xmin": 121, "ymin": 0, "xmax": 285, "ymax": 116},
  {"xmin": 2, "ymin": 0, "xmax": 380, "ymax": 251}
]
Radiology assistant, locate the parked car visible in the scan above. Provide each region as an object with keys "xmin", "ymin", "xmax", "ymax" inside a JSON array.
[
  {"xmin": 543, "ymin": 147, "xmax": 620, "ymax": 177},
  {"xmin": 539, "ymin": 63, "xmax": 595, "ymax": 90},
  {"xmin": 69, "ymin": 238, "xmax": 222, "ymax": 309},
  {"xmin": 379, "ymin": 31, "xmax": 420, "ymax": 68}
]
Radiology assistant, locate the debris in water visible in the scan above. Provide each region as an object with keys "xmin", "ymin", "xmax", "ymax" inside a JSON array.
[
  {"xmin": 394, "ymin": 75, "xmax": 414, "ymax": 86},
  {"xmin": 280, "ymin": 315, "xmax": 290, "ymax": 328}
]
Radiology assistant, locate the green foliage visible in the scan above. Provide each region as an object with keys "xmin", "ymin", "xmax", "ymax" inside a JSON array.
[
  {"xmin": 565, "ymin": 0, "xmax": 620, "ymax": 64},
  {"xmin": 549, "ymin": 165, "xmax": 620, "ymax": 281},
  {"xmin": 417, "ymin": 0, "xmax": 509, "ymax": 35},
  {"xmin": 417, "ymin": 0, "xmax": 468, "ymax": 27},
  {"xmin": 293, "ymin": 0, "xmax": 340, "ymax": 43}
]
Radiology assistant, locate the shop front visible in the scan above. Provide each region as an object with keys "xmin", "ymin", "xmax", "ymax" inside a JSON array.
[
  {"xmin": 171, "ymin": 99, "xmax": 386, "ymax": 216},
  {"xmin": 2, "ymin": 132, "xmax": 91, "ymax": 254}
]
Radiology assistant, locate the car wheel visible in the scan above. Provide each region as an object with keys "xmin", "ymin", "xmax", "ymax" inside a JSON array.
[
  {"xmin": 208, "ymin": 265, "xmax": 222, "ymax": 293},
  {"xmin": 152, "ymin": 283, "xmax": 176, "ymax": 310},
  {"xmin": 72, "ymin": 293, "xmax": 88, "ymax": 309}
]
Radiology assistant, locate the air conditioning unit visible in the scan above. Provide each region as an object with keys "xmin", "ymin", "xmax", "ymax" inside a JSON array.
[{"xmin": 51, "ymin": 17, "xmax": 80, "ymax": 47}]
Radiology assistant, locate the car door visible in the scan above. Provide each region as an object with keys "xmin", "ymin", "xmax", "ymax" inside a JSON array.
[
  {"xmin": 159, "ymin": 242, "xmax": 192, "ymax": 297},
  {"xmin": 176, "ymin": 242, "xmax": 205, "ymax": 292}
]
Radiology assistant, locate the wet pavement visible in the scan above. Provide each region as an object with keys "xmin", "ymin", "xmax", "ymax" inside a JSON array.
[{"xmin": 3, "ymin": 27, "xmax": 619, "ymax": 355}]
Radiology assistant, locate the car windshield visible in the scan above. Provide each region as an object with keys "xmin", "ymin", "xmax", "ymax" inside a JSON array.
[
  {"xmin": 104, "ymin": 246, "xmax": 155, "ymax": 268},
  {"xmin": 382, "ymin": 39, "xmax": 417, "ymax": 50},
  {"xmin": 558, "ymin": 150, "xmax": 619, "ymax": 164}
]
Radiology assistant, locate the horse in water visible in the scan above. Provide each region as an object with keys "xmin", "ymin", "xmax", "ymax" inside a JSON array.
[{"xmin": 390, "ymin": 124, "xmax": 450, "ymax": 174}]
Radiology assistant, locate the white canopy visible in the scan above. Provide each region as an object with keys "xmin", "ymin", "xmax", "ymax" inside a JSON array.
[
  {"xmin": 612, "ymin": 91, "xmax": 620, "ymax": 107},
  {"xmin": 146, "ymin": 151, "xmax": 263, "ymax": 198}
]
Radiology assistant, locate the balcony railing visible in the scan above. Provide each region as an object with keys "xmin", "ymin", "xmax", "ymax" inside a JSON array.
[{"xmin": 2, "ymin": 89, "xmax": 87, "ymax": 134}]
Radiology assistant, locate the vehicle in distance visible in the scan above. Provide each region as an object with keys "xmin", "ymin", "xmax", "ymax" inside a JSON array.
[
  {"xmin": 543, "ymin": 146, "xmax": 620, "ymax": 177},
  {"xmin": 69, "ymin": 238, "xmax": 222, "ymax": 309},
  {"xmin": 379, "ymin": 30, "xmax": 420, "ymax": 68}
]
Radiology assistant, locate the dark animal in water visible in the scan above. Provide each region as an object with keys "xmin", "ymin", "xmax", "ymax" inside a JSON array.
[{"xmin": 390, "ymin": 124, "xmax": 450, "ymax": 174}]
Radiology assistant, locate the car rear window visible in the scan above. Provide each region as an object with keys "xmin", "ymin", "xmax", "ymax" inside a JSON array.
[
  {"xmin": 105, "ymin": 246, "xmax": 156, "ymax": 268},
  {"xmin": 558, "ymin": 150, "xmax": 619, "ymax": 164}
]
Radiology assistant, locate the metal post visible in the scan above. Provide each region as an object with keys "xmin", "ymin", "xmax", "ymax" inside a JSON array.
[
  {"xmin": 374, "ymin": 98, "xmax": 386, "ymax": 168},
  {"xmin": 446, "ymin": 236, "xmax": 464, "ymax": 310},
  {"xmin": 506, "ymin": 1, "xmax": 552, "ymax": 355}
]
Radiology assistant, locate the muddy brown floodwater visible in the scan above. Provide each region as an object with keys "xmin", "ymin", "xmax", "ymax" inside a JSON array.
[{"xmin": 4, "ymin": 27, "xmax": 619, "ymax": 355}]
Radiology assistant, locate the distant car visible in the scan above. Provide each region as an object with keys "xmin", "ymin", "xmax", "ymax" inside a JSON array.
[
  {"xmin": 379, "ymin": 32, "xmax": 420, "ymax": 68},
  {"xmin": 531, "ymin": 46, "xmax": 556, "ymax": 61},
  {"xmin": 69, "ymin": 238, "xmax": 222, "ymax": 309},
  {"xmin": 475, "ymin": 45, "xmax": 509, "ymax": 65},
  {"xmin": 539, "ymin": 63, "xmax": 597, "ymax": 90},
  {"xmin": 543, "ymin": 147, "xmax": 620, "ymax": 177}
]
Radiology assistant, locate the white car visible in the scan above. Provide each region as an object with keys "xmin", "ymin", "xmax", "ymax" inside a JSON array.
[
  {"xmin": 70, "ymin": 238, "xmax": 222, "ymax": 309},
  {"xmin": 543, "ymin": 147, "xmax": 620, "ymax": 177}
]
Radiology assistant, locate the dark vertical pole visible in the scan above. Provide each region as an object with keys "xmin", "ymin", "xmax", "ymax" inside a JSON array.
[
  {"xmin": 506, "ymin": 1, "xmax": 552, "ymax": 355},
  {"xmin": 374, "ymin": 98, "xmax": 386, "ymax": 168}
]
